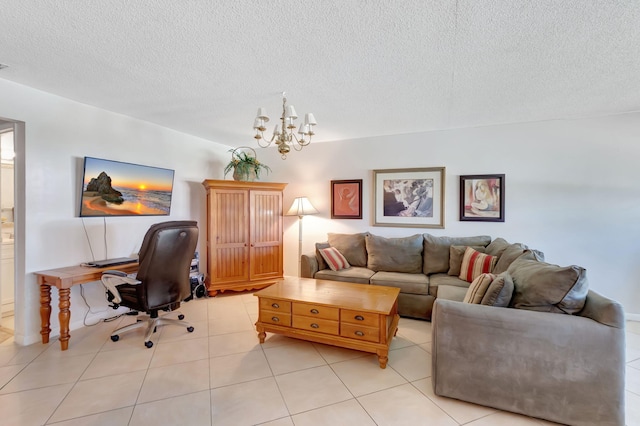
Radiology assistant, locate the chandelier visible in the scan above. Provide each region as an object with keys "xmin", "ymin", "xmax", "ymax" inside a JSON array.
[{"xmin": 253, "ymin": 92, "xmax": 317, "ymax": 159}]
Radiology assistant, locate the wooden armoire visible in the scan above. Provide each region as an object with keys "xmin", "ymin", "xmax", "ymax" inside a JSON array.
[{"xmin": 202, "ymin": 179, "xmax": 287, "ymax": 296}]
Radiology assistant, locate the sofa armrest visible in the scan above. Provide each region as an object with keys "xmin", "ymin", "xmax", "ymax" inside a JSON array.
[
  {"xmin": 432, "ymin": 299, "xmax": 625, "ymax": 426},
  {"xmin": 301, "ymin": 252, "xmax": 319, "ymax": 278},
  {"xmin": 578, "ymin": 290, "xmax": 625, "ymax": 328}
]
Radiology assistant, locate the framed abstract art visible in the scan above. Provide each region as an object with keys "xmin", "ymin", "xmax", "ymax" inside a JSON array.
[
  {"xmin": 331, "ymin": 179, "xmax": 362, "ymax": 219},
  {"xmin": 459, "ymin": 174, "xmax": 505, "ymax": 222},
  {"xmin": 373, "ymin": 167, "xmax": 445, "ymax": 228}
]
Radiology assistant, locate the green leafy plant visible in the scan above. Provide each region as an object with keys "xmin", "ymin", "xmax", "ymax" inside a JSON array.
[{"xmin": 224, "ymin": 148, "xmax": 271, "ymax": 180}]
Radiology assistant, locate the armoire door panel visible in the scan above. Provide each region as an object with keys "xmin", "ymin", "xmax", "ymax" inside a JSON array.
[
  {"xmin": 213, "ymin": 247, "xmax": 249, "ymax": 283},
  {"xmin": 250, "ymin": 245, "xmax": 284, "ymax": 279}
]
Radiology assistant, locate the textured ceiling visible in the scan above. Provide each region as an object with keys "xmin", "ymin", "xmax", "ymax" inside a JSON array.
[{"xmin": 1, "ymin": 0, "xmax": 639, "ymax": 146}]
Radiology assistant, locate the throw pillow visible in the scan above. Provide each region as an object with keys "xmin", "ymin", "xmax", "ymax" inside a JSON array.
[
  {"xmin": 327, "ymin": 233, "xmax": 369, "ymax": 267},
  {"xmin": 463, "ymin": 273, "xmax": 496, "ymax": 304},
  {"xmin": 448, "ymin": 245, "xmax": 487, "ymax": 276},
  {"xmin": 459, "ymin": 246, "xmax": 498, "ymax": 283},
  {"xmin": 423, "ymin": 234, "xmax": 492, "ymax": 274},
  {"xmin": 508, "ymin": 257, "xmax": 589, "ymax": 314},
  {"xmin": 315, "ymin": 242, "xmax": 330, "ymax": 270},
  {"xmin": 319, "ymin": 247, "xmax": 351, "ymax": 271},
  {"xmin": 366, "ymin": 234, "xmax": 423, "ymax": 273},
  {"xmin": 480, "ymin": 272, "xmax": 514, "ymax": 307}
]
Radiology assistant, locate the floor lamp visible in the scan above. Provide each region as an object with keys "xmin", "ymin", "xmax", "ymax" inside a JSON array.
[{"xmin": 286, "ymin": 196, "xmax": 319, "ymax": 276}]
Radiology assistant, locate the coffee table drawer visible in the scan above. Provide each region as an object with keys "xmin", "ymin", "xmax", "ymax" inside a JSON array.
[
  {"xmin": 260, "ymin": 298, "xmax": 291, "ymax": 313},
  {"xmin": 341, "ymin": 309, "xmax": 379, "ymax": 327},
  {"xmin": 292, "ymin": 316, "xmax": 339, "ymax": 335},
  {"xmin": 293, "ymin": 303, "xmax": 339, "ymax": 320},
  {"xmin": 261, "ymin": 310, "xmax": 291, "ymax": 326},
  {"xmin": 341, "ymin": 323, "xmax": 380, "ymax": 343}
]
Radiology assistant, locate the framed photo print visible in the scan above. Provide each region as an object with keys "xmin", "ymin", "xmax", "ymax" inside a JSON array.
[
  {"xmin": 331, "ymin": 179, "xmax": 362, "ymax": 219},
  {"xmin": 460, "ymin": 174, "xmax": 505, "ymax": 222},
  {"xmin": 373, "ymin": 167, "xmax": 445, "ymax": 228}
]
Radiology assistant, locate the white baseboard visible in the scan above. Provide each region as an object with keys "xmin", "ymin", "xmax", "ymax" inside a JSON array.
[{"xmin": 626, "ymin": 313, "xmax": 640, "ymax": 322}]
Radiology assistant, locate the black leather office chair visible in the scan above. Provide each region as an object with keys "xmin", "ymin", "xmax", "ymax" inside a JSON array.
[{"xmin": 101, "ymin": 220, "xmax": 199, "ymax": 348}]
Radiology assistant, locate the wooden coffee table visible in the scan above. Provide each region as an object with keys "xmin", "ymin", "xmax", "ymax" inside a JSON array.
[{"xmin": 254, "ymin": 276, "xmax": 400, "ymax": 368}]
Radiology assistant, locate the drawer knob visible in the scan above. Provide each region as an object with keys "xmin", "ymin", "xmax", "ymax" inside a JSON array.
[
  {"xmin": 355, "ymin": 315, "xmax": 364, "ymax": 321},
  {"xmin": 271, "ymin": 303, "xmax": 280, "ymax": 309},
  {"xmin": 355, "ymin": 331, "xmax": 365, "ymax": 337},
  {"xmin": 310, "ymin": 309, "xmax": 319, "ymax": 314},
  {"xmin": 271, "ymin": 316, "xmax": 280, "ymax": 322},
  {"xmin": 310, "ymin": 323, "xmax": 319, "ymax": 329}
]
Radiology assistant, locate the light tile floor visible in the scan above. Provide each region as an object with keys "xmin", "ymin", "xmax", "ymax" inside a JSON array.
[{"xmin": 0, "ymin": 292, "xmax": 637, "ymax": 425}]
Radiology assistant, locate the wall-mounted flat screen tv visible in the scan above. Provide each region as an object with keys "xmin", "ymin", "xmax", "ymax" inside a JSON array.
[{"xmin": 79, "ymin": 157, "xmax": 175, "ymax": 217}]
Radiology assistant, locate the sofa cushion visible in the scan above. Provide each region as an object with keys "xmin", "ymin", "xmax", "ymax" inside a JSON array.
[
  {"xmin": 459, "ymin": 247, "xmax": 497, "ymax": 283},
  {"xmin": 315, "ymin": 266, "xmax": 375, "ymax": 284},
  {"xmin": 428, "ymin": 273, "xmax": 470, "ymax": 297},
  {"xmin": 508, "ymin": 257, "xmax": 589, "ymax": 314},
  {"xmin": 492, "ymin": 243, "xmax": 545, "ymax": 274},
  {"xmin": 423, "ymin": 234, "xmax": 491, "ymax": 274},
  {"xmin": 366, "ymin": 234, "xmax": 423, "ymax": 273},
  {"xmin": 494, "ymin": 248, "xmax": 545, "ymax": 276},
  {"xmin": 463, "ymin": 273, "xmax": 496, "ymax": 304},
  {"xmin": 315, "ymin": 242, "xmax": 330, "ymax": 270},
  {"xmin": 328, "ymin": 233, "xmax": 369, "ymax": 267},
  {"xmin": 370, "ymin": 271, "xmax": 429, "ymax": 295},
  {"xmin": 436, "ymin": 285, "xmax": 468, "ymax": 302},
  {"xmin": 480, "ymin": 272, "xmax": 514, "ymax": 307},
  {"xmin": 319, "ymin": 247, "xmax": 350, "ymax": 271},
  {"xmin": 448, "ymin": 245, "xmax": 486, "ymax": 276},
  {"xmin": 484, "ymin": 237, "xmax": 511, "ymax": 258}
]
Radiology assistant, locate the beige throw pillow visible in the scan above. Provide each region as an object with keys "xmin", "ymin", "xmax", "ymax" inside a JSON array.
[
  {"xmin": 463, "ymin": 273, "xmax": 496, "ymax": 304},
  {"xmin": 319, "ymin": 247, "xmax": 350, "ymax": 271},
  {"xmin": 448, "ymin": 245, "xmax": 486, "ymax": 276},
  {"xmin": 459, "ymin": 247, "xmax": 497, "ymax": 283}
]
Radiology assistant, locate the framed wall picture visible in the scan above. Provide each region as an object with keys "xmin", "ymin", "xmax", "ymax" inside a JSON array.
[
  {"xmin": 331, "ymin": 179, "xmax": 362, "ymax": 219},
  {"xmin": 459, "ymin": 174, "xmax": 505, "ymax": 222},
  {"xmin": 373, "ymin": 167, "xmax": 445, "ymax": 228}
]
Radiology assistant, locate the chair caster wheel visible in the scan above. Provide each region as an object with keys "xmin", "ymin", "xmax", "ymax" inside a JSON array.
[
  {"xmin": 187, "ymin": 326, "xmax": 194, "ymax": 333},
  {"xmin": 111, "ymin": 335, "xmax": 119, "ymax": 342},
  {"xmin": 145, "ymin": 341, "xmax": 153, "ymax": 348},
  {"xmin": 178, "ymin": 314, "xmax": 185, "ymax": 320}
]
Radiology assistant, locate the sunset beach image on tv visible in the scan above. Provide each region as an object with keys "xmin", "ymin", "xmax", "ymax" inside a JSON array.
[{"xmin": 79, "ymin": 157, "xmax": 175, "ymax": 217}]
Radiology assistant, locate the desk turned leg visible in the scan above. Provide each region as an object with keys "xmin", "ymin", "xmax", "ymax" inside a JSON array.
[
  {"xmin": 58, "ymin": 288, "xmax": 71, "ymax": 351},
  {"xmin": 39, "ymin": 284, "xmax": 52, "ymax": 344}
]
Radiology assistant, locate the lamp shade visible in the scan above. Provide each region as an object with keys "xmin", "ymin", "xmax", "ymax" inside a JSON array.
[
  {"xmin": 256, "ymin": 107, "xmax": 269, "ymax": 122},
  {"xmin": 286, "ymin": 196, "xmax": 318, "ymax": 216},
  {"xmin": 285, "ymin": 105, "xmax": 298, "ymax": 119},
  {"xmin": 304, "ymin": 113, "xmax": 317, "ymax": 126}
]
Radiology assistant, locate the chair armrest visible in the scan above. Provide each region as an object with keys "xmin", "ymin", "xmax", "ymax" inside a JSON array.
[
  {"xmin": 301, "ymin": 252, "xmax": 319, "ymax": 278},
  {"xmin": 101, "ymin": 271, "xmax": 141, "ymax": 304},
  {"xmin": 431, "ymin": 299, "xmax": 625, "ymax": 426}
]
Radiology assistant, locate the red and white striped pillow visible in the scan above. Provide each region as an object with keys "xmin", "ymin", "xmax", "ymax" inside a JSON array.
[
  {"xmin": 319, "ymin": 247, "xmax": 351, "ymax": 271},
  {"xmin": 459, "ymin": 246, "xmax": 497, "ymax": 283}
]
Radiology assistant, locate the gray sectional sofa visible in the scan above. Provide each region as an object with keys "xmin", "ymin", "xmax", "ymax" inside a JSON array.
[
  {"xmin": 301, "ymin": 232, "xmax": 540, "ymax": 320},
  {"xmin": 301, "ymin": 232, "xmax": 626, "ymax": 426}
]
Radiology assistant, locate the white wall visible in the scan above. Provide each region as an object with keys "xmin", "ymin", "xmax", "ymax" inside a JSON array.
[
  {"xmin": 0, "ymin": 79, "xmax": 231, "ymax": 345},
  {"xmin": 256, "ymin": 113, "xmax": 640, "ymax": 317},
  {"xmin": 2, "ymin": 75, "xmax": 639, "ymax": 346}
]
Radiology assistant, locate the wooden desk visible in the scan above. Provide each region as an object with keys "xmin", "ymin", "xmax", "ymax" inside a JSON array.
[{"xmin": 35, "ymin": 263, "xmax": 138, "ymax": 350}]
